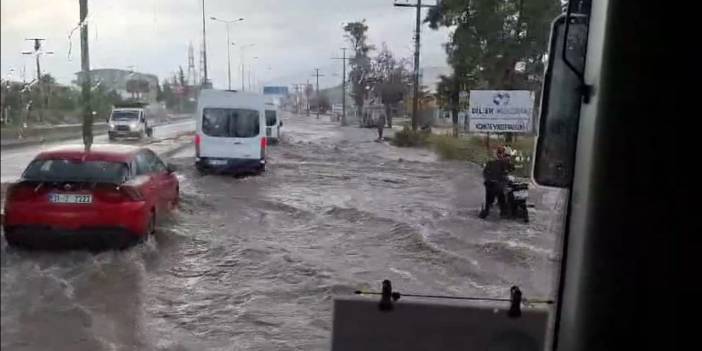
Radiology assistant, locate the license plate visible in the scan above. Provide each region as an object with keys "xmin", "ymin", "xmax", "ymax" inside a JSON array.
[
  {"xmin": 49, "ymin": 193, "xmax": 93, "ymax": 204},
  {"xmin": 514, "ymin": 190, "xmax": 528, "ymax": 199},
  {"xmin": 208, "ymin": 159, "xmax": 228, "ymax": 166}
]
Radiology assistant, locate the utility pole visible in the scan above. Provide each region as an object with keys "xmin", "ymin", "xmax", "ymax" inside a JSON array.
[
  {"xmin": 79, "ymin": 0, "xmax": 92, "ymax": 150},
  {"xmin": 24, "ymin": 39, "xmax": 45, "ymax": 81},
  {"xmin": 293, "ymin": 83, "xmax": 306, "ymax": 114},
  {"xmin": 312, "ymin": 68, "xmax": 324, "ymax": 119},
  {"xmin": 332, "ymin": 48, "xmax": 348, "ymax": 125},
  {"xmin": 293, "ymin": 85, "xmax": 300, "ymax": 114},
  {"xmin": 200, "ymin": 0, "xmax": 210, "ymax": 88},
  {"xmin": 394, "ymin": 0, "xmax": 436, "ymax": 131},
  {"xmin": 306, "ymin": 80, "xmax": 311, "ymax": 116},
  {"xmin": 239, "ymin": 44, "xmax": 255, "ymax": 91},
  {"xmin": 22, "ymin": 38, "xmax": 53, "ymax": 123}
]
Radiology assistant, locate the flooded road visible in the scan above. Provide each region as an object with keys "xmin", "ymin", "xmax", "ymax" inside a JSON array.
[{"xmin": 1, "ymin": 112, "xmax": 566, "ymax": 350}]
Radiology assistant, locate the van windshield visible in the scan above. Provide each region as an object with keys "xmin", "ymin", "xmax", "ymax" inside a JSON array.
[
  {"xmin": 202, "ymin": 108, "xmax": 260, "ymax": 138},
  {"xmin": 111, "ymin": 111, "xmax": 140, "ymax": 121},
  {"xmin": 265, "ymin": 110, "xmax": 277, "ymax": 127}
]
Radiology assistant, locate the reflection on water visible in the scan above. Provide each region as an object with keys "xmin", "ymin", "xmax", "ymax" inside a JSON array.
[{"xmin": 1, "ymin": 113, "xmax": 566, "ymax": 350}]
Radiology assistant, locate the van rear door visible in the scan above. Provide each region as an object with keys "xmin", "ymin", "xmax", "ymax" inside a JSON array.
[
  {"xmin": 200, "ymin": 108, "xmax": 261, "ymax": 159},
  {"xmin": 265, "ymin": 110, "xmax": 278, "ymax": 138}
]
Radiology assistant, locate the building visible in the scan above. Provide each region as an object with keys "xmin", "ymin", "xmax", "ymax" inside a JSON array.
[{"xmin": 74, "ymin": 69, "xmax": 159, "ymax": 102}]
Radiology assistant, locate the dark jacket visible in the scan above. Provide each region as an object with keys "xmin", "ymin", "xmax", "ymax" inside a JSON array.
[
  {"xmin": 483, "ymin": 158, "xmax": 514, "ymax": 183},
  {"xmin": 377, "ymin": 114, "xmax": 386, "ymax": 128}
]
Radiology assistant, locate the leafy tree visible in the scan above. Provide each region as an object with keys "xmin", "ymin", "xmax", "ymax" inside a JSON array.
[
  {"xmin": 126, "ymin": 79, "xmax": 150, "ymax": 99},
  {"xmin": 304, "ymin": 84, "xmax": 314, "ymax": 116},
  {"xmin": 160, "ymin": 80, "xmax": 178, "ymax": 110},
  {"xmin": 427, "ymin": 0, "xmax": 560, "ymax": 138},
  {"xmin": 343, "ymin": 21, "xmax": 374, "ymax": 115},
  {"xmin": 311, "ymin": 93, "xmax": 331, "ymax": 113},
  {"xmin": 371, "ymin": 44, "xmax": 410, "ymax": 127}
]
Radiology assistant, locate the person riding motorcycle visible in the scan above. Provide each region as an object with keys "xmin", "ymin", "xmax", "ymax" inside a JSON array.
[{"xmin": 479, "ymin": 146, "xmax": 515, "ymax": 219}]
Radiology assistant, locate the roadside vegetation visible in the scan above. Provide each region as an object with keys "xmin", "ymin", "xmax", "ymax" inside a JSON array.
[
  {"xmin": 1, "ymin": 71, "xmax": 195, "ymax": 129},
  {"xmin": 391, "ymin": 127, "xmax": 534, "ymax": 178}
]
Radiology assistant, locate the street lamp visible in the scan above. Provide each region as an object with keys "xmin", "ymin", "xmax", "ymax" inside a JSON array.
[
  {"xmin": 239, "ymin": 43, "xmax": 255, "ymax": 91},
  {"xmin": 210, "ymin": 16, "xmax": 244, "ymax": 90},
  {"xmin": 249, "ymin": 56, "xmax": 259, "ymax": 91}
]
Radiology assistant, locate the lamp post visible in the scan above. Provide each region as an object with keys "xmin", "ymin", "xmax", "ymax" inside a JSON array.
[
  {"xmin": 239, "ymin": 44, "xmax": 255, "ymax": 91},
  {"xmin": 210, "ymin": 16, "xmax": 244, "ymax": 90}
]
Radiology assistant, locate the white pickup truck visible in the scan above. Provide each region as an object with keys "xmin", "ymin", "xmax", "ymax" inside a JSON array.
[{"xmin": 107, "ymin": 103, "xmax": 164, "ymax": 140}]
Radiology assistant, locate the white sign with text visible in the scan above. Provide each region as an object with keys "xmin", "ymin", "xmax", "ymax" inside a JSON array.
[{"xmin": 468, "ymin": 90, "xmax": 534, "ymax": 133}]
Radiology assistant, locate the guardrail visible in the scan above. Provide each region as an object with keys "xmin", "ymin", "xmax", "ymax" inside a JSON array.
[{"xmin": 1, "ymin": 115, "xmax": 193, "ymax": 149}]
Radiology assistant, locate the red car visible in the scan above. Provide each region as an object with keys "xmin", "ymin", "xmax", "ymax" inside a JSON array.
[{"xmin": 2, "ymin": 145, "xmax": 179, "ymax": 249}]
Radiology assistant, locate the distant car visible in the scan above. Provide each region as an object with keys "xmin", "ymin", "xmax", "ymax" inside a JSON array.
[
  {"xmin": 2, "ymin": 145, "xmax": 179, "ymax": 250},
  {"xmin": 107, "ymin": 104, "xmax": 153, "ymax": 141}
]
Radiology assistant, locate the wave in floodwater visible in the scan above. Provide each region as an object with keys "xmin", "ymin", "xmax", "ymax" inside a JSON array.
[{"xmin": 1, "ymin": 115, "xmax": 564, "ymax": 350}]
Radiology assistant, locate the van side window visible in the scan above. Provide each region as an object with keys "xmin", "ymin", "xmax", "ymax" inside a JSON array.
[
  {"xmin": 265, "ymin": 110, "xmax": 277, "ymax": 126},
  {"xmin": 202, "ymin": 108, "xmax": 260, "ymax": 138}
]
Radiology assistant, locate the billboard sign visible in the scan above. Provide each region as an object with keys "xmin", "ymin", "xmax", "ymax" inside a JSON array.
[
  {"xmin": 263, "ymin": 86, "xmax": 289, "ymax": 96},
  {"xmin": 468, "ymin": 90, "xmax": 534, "ymax": 133}
]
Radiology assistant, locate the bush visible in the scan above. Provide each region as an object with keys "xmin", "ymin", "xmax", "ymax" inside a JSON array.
[
  {"xmin": 429, "ymin": 134, "xmax": 492, "ymax": 165},
  {"xmin": 391, "ymin": 126, "xmax": 429, "ymax": 147}
]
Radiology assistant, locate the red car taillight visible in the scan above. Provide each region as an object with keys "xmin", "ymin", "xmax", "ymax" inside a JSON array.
[
  {"xmin": 260, "ymin": 137, "xmax": 267, "ymax": 158},
  {"xmin": 195, "ymin": 134, "xmax": 201, "ymax": 157},
  {"xmin": 5, "ymin": 184, "xmax": 38, "ymax": 202},
  {"xmin": 95, "ymin": 185, "xmax": 144, "ymax": 203},
  {"xmin": 121, "ymin": 186, "xmax": 145, "ymax": 201}
]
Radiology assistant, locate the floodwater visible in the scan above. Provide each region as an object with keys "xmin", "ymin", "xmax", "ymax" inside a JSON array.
[{"xmin": 1, "ymin": 112, "xmax": 566, "ymax": 350}]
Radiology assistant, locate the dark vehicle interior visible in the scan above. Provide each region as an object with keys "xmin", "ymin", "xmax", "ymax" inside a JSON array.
[
  {"xmin": 536, "ymin": 1, "xmax": 681, "ymax": 350},
  {"xmin": 332, "ymin": 1, "xmax": 684, "ymax": 350}
]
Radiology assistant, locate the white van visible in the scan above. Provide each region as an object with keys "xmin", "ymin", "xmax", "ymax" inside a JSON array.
[
  {"xmin": 107, "ymin": 106, "xmax": 152, "ymax": 140},
  {"xmin": 264, "ymin": 99, "xmax": 282, "ymax": 143},
  {"xmin": 195, "ymin": 90, "xmax": 267, "ymax": 173}
]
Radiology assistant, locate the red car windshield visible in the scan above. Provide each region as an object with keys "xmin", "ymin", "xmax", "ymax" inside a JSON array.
[{"xmin": 22, "ymin": 159, "xmax": 129, "ymax": 184}]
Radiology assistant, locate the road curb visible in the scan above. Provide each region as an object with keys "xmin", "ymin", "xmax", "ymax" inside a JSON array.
[
  {"xmin": 1, "ymin": 117, "xmax": 192, "ymax": 151},
  {"xmin": 1, "ymin": 130, "xmax": 109, "ymax": 151}
]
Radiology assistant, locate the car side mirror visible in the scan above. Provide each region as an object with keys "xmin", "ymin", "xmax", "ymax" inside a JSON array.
[
  {"xmin": 534, "ymin": 13, "xmax": 589, "ymax": 188},
  {"xmin": 280, "ymin": 121, "xmax": 283, "ymax": 127},
  {"xmin": 166, "ymin": 162, "xmax": 178, "ymax": 173}
]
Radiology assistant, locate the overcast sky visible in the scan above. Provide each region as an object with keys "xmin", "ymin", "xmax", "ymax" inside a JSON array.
[{"xmin": 1, "ymin": 0, "xmax": 450, "ymax": 89}]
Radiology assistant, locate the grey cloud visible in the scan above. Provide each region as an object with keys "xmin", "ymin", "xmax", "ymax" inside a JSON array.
[{"xmin": 1, "ymin": 0, "xmax": 448, "ymax": 88}]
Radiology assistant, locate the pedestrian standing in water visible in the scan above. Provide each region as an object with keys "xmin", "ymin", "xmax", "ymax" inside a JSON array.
[{"xmin": 376, "ymin": 112, "xmax": 386, "ymax": 141}]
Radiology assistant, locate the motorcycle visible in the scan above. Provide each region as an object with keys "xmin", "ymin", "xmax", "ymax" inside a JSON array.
[{"xmin": 504, "ymin": 175, "xmax": 530, "ymax": 223}]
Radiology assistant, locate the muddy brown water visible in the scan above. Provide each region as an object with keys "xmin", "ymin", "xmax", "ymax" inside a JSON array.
[{"xmin": 1, "ymin": 113, "xmax": 566, "ymax": 350}]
